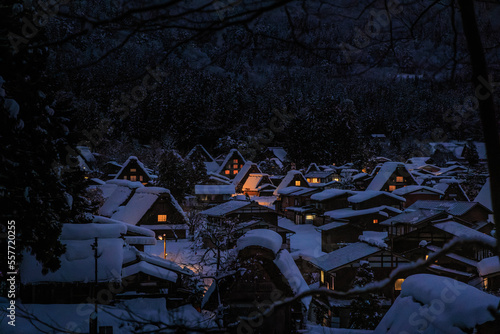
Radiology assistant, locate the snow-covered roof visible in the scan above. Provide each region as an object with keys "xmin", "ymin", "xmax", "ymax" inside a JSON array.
[
  {"xmin": 98, "ymin": 180, "xmax": 144, "ymax": 217},
  {"xmin": 111, "ymin": 187, "xmax": 187, "ymax": 225},
  {"xmin": 392, "ymin": 185, "xmax": 444, "ymax": 196},
  {"xmin": 433, "ymin": 221, "xmax": 496, "ymax": 246},
  {"xmin": 375, "ymin": 274, "xmax": 500, "ymax": 333},
  {"xmin": 277, "ymin": 186, "xmax": 316, "ymax": 196},
  {"xmin": 242, "ymin": 173, "xmax": 274, "ymax": 191},
  {"xmin": 475, "ymin": 178, "xmax": 492, "ymax": 211},
  {"xmin": 195, "ymin": 184, "xmax": 235, "ymax": 195},
  {"xmin": 231, "ymin": 161, "xmax": 260, "ymax": 185},
  {"xmin": 21, "ymin": 237, "xmax": 124, "ymax": 284},
  {"xmin": 215, "ymin": 149, "xmax": 246, "ymax": 174},
  {"xmin": 324, "ymin": 206, "xmax": 401, "ymax": 220},
  {"xmin": 274, "ymin": 249, "xmax": 311, "ymax": 309},
  {"xmin": 122, "ymin": 261, "xmax": 178, "ymax": 283},
  {"xmin": 60, "ymin": 222, "xmax": 127, "ymax": 240},
  {"xmin": 358, "ymin": 231, "xmax": 388, "ymax": 248},
  {"xmin": 317, "ymin": 222, "xmax": 348, "ymax": 231},
  {"xmin": 92, "ymin": 215, "xmax": 156, "ymax": 238},
  {"xmin": 305, "ymin": 170, "xmax": 337, "ymax": 178},
  {"xmin": 380, "ymin": 208, "xmax": 443, "ymax": 226},
  {"xmin": 477, "ymin": 256, "xmax": 500, "ymax": 277},
  {"xmin": 311, "ymin": 242, "xmax": 381, "ymax": 272},
  {"xmin": 310, "ymin": 189, "xmax": 356, "ymax": 201},
  {"xmin": 407, "ymin": 200, "xmax": 491, "ymax": 216},
  {"xmin": 366, "ymin": 162, "xmax": 417, "ymax": 191},
  {"xmin": 268, "ymin": 147, "xmax": 288, "ymax": 162},
  {"xmin": 426, "ymin": 245, "xmax": 478, "ymax": 268},
  {"xmin": 347, "ymin": 190, "xmax": 406, "ymax": 203},
  {"xmin": 200, "ymin": 199, "xmax": 251, "ymax": 217},
  {"xmin": 237, "ymin": 229, "xmax": 283, "ymax": 254},
  {"xmin": 274, "ymin": 170, "xmax": 307, "ymax": 195},
  {"xmin": 185, "ymin": 144, "xmax": 215, "ymax": 162},
  {"xmin": 114, "ymin": 156, "xmax": 155, "ymax": 179}
]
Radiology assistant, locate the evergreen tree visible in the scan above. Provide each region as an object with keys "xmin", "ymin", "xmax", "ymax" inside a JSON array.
[
  {"xmin": 349, "ymin": 261, "xmax": 382, "ymax": 329},
  {"xmin": 1, "ymin": 1, "xmax": 92, "ymax": 273},
  {"xmin": 464, "ymin": 140, "xmax": 479, "ymax": 166},
  {"xmin": 157, "ymin": 149, "xmax": 207, "ymax": 198}
]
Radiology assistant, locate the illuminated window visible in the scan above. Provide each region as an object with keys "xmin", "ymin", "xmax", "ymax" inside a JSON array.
[
  {"xmin": 396, "ymin": 176, "xmax": 404, "ymax": 183},
  {"xmin": 389, "ymin": 185, "xmax": 396, "ymax": 191},
  {"xmin": 425, "ymin": 255, "xmax": 429, "ymax": 260},
  {"xmin": 233, "ymin": 164, "xmax": 238, "ymax": 169},
  {"xmin": 158, "ymin": 215, "xmax": 167, "ymax": 222},
  {"xmin": 233, "ymin": 159, "xmax": 238, "ymax": 163},
  {"xmin": 130, "ymin": 168, "xmax": 136, "ymax": 172},
  {"xmin": 306, "ymin": 215, "xmax": 315, "ymax": 221},
  {"xmin": 320, "ymin": 271, "xmax": 325, "ymax": 283},
  {"xmin": 139, "ymin": 175, "xmax": 143, "ymax": 181},
  {"xmin": 373, "ymin": 219, "xmax": 379, "ymax": 224},
  {"xmin": 130, "ymin": 175, "xmax": 137, "ymax": 181},
  {"xmin": 240, "ymin": 164, "xmax": 243, "ymax": 168},
  {"xmin": 123, "ymin": 176, "xmax": 127, "ymax": 179},
  {"xmin": 395, "ymin": 278, "xmax": 405, "ymax": 291},
  {"xmin": 225, "ymin": 170, "xmax": 230, "ymax": 175},
  {"xmin": 295, "ymin": 180, "xmax": 300, "ymax": 186},
  {"xmin": 483, "ymin": 278, "xmax": 488, "ymax": 290},
  {"xmin": 233, "ymin": 170, "xmax": 238, "ymax": 174},
  {"xmin": 331, "ymin": 276, "xmax": 335, "ymax": 290},
  {"xmin": 333, "ymin": 177, "xmax": 340, "ymax": 182}
]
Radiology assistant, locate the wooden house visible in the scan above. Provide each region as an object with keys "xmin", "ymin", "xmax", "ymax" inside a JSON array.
[
  {"xmin": 240, "ymin": 173, "xmax": 276, "ymax": 196},
  {"xmin": 231, "ymin": 161, "xmax": 262, "ymax": 193},
  {"xmin": 111, "ymin": 187, "xmax": 189, "ymax": 239},
  {"xmin": 318, "ymin": 222, "xmax": 363, "ymax": 253},
  {"xmin": 114, "ymin": 156, "xmax": 157, "ymax": 185},
  {"xmin": 351, "ymin": 172, "xmax": 373, "ymax": 190},
  {"xmin": 194, "ymin": 184, "xmax": 235, "ymax": 204},
  {"xmin": 433, "ymin": 179, "xmax": 470, "ymax": 201},
  {"xmin": 310, "ymin": 189, "xmax": 355, "ymax": 213},
  {"xmin": 215, "ymin": 149, "xmax": 246, "ymax": 178},
  {"xmin": 233, "ymin": 218, "xmax": 295, "ymax": 251},
  {"xmin": 101, "ymin": 161, "xmax": 122, "ymax": 180},
  {"xmin": 392, "ymin": 185, "xmax": 444, "ymax": 208},
  {"xmin": 200, "ymin": 199, "xmax": 278, "ymax": 225},
  {"xmin": 305, "ymin": 170, "xmax": 341, "ymax": 185},
  {"xmin": 347, "ymin": 190, "xmax": 406, "ymax": 210},
  {"xmin": 276, "ymin": 186, "xmax": 321, "ymax": 224},
  {"xmin": 19, "ymin": 223, "xmax": 192, "ymax": 305},
  {"xmin": 185, "ymin": 144, "xmax": 219, "ymax": 173},
  {"xmin": 366, "ymin": 162, "xmax": 418, "ymax": 192},
  {"xmin": 477, "ymin": 256, "xmax": 500, "ymax": 292},
  {"xmin": 323, "ymin": 205, "xmax": 402, "ymax": 231},
  {"xmin": 273, "ymin": 170, "xmax": 309, "ymax": 195},
  {"xmin": 202, "ymin": 230, "xmax": 309, "ymax": 333},
  {"xmin": 406, "ymin": 200, "xmax": 491, "ymax": 224},
  {"xmin": 309, "ymin": 240, "xmax": 409, "ymax": 298}
]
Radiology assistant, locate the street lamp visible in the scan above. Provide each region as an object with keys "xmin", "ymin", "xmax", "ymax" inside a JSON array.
[{"xmin": 158, "ymin": 234, "xmax": 167, "ymax": 259}]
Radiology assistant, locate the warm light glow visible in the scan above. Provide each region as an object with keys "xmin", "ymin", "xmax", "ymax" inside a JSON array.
[
  {"xmin": 233, "ymin": 170, "xmax": 238, "ymax": 174},
  {"xmin": 158, "ymin": 214, "xmax": 167, "ymax": 222},
  {"xmin": 130, "ymin": 168, "xmax": 136, "ymax": 172},
  {"xmin": 130, "ymin": 175, "xmax": 137, "ymax": 181},
  {"xmin": 320, "ymin": 271, "xmax": 325, "ymax": 283},
  {"xmin": 425, "ymin": 255, "xmax": 429, "ymax": 260},
  {"xmin": 483, "ymin": 278, "xmax": 488, "ymax": 290},
  {"xmin": 395, "ymin": 278, "xmax": 405, "ymax": 290},
  {"xmin": 306, "ymin": 215, "xmax": 315, "ymax": 221},
  {"xmin": 396, "ymin": 176, "xmax": 404, "ymax": 183},
  {"xmin": 233, "ymin": 159, "xmax": 238, "ymax": 163},
  {"xmin": 333, "ymin": 177, "xmax": 340, "ymax": 182},
  {"xmin": 233, "ymin": 164, "xmax": 238, "ymax": 169},
  {"xmin": 123, "ymin": 176, "xmax": 127, "ymax": 179},
  {"xmin": 295, "ymin": 180, "xmax": 300, "ymax": 186},
  {"xmin": 158, "ymin": 235, "xmax": 163, "ymax": 240},
  {"xmin": 373, "ymin": 219, "xmax": 379, "ymax": 224},
  {"xmin": 139, "ymin": 175, "xmax": 143, "ymax": 181},
  {"xmin": 225, "ymin": 170, "xmax": 230, "ymax": 175},
  {"xmin": 389, "ymin": 185, "xmax": 396, "ymax": 191}
]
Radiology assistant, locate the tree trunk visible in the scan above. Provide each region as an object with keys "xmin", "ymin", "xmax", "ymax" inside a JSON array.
[{"xmin": 458, "ymin": 0, "xmax": 500, "ymax": 255}]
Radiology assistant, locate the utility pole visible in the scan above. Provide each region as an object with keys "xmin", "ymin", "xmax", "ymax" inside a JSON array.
[{"xmin": 90, "ymin": 237, "xmax": 98, "ymax": 334}]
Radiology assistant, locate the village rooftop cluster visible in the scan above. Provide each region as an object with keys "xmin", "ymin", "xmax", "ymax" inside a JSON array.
[{"xmin": 5, "ymin": 141, "xmax": 499, "ymax": 333}]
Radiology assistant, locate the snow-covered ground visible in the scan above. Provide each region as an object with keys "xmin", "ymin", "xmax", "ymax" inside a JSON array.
[{"xmin": 278, "ymin": 217, "xmax": 326, "ymax": 259}]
